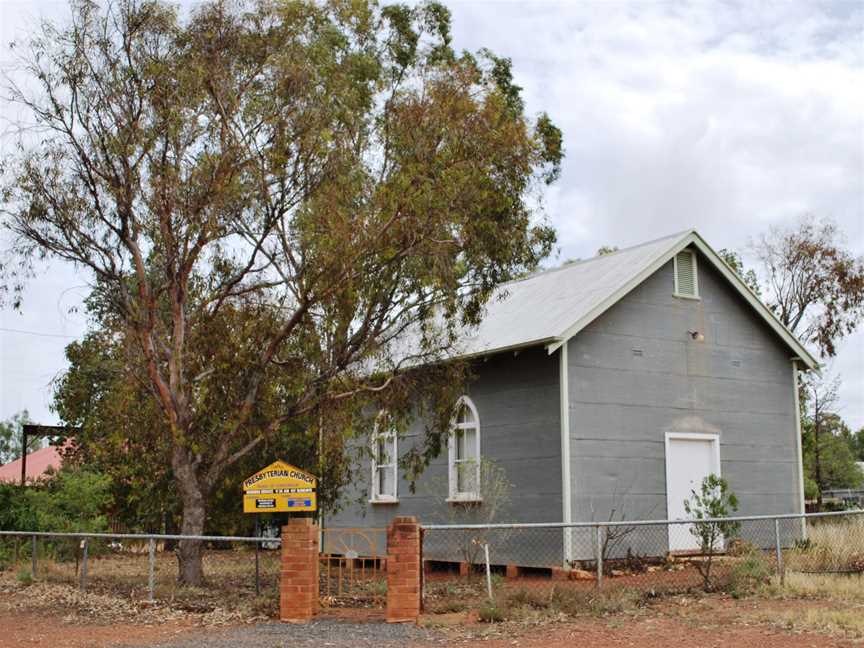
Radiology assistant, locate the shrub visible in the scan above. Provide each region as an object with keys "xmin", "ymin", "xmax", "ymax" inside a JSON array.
[
  {"xmin": 549, "ymin": 585, "xmax": 642, "ymax": 616},
  {"xmin": 16, "ymin": 568, "xmax": 33, "ymax": 586},
  {"xmin": 728, "ymin": 547, "xmax": 773, "ymax": 597},
  {"xmin": 477, "ymin": 603, "xmax": 506, "ymax": 623},
  {"xmin": 683, "ymin": 474, "xmax": 740, "ymax": 591},
  {"xmin": 506, "ymin": 587, "xmax": 550, "ymax": 610}
]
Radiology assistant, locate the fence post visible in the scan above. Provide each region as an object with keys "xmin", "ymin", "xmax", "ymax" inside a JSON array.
[
  {"xmin": 79, "ymin": 538, "xmax": 89, "ymax": 591},
  {"xmin": 595, "ymin": 525, "xmax": 603, "ymax": 589},
  {"xmin": 148, "ymin": 538, "xmax": 156, "ymax": 602},
  {"xmin": 386, "ymin": 516, "xmax": 422, "ymax": 623},
  {"xmin": 31, "ymin": 535, "xmax": 37, "ymax": 579},
  {"xmin": 280, "ymin": 517, "xmax": 319, "ymax": 623},
  {"xmin": 774, "ymin": 519, "xmax": 784, "ymax": 586}
]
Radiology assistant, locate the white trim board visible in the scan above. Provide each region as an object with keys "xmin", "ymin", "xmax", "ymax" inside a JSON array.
[{"xmin": 559, "ymin": 342, "xmax": 573, "ymax": 566}]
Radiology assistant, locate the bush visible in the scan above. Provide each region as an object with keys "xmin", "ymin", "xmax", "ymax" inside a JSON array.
[
  {"xmin": 506, "ymin": 587, "xmax": 550, "ymax": 610},
  {"xmin": 728, "ymin": 547, "xmax": 773, "ymax": 597},
  {"xmin": 477, "ymin": 603, "xmax": 506, "ymax": 623},
  {"xmin": 16, "ymin": 568, "xmax": 33, "ymax": 586},
  {"xmin": 549, "ymin": 585, "xmax": 642, "ymax": 616}
]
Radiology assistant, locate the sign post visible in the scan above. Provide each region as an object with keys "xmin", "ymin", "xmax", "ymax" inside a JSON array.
[{"xmin": 242, "ymin": 460, "xmax": 318, "ymax": 514}]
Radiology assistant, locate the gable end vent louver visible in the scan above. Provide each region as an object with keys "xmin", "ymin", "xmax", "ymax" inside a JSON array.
[{"xmin": 674, "ymin": 250, "xmax": 698, "ymax": 298}]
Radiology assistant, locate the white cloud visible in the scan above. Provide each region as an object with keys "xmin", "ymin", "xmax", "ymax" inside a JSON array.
[{"xmin": 1, "ymin": 0, "xmax": 862, "ymax": 428}]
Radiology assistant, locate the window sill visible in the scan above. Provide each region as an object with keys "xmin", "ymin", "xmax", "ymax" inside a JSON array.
[
  {"xmin": 673, "ymin": 292, "xmax": 701, "ymax": 301},
  {"xmin": 369, "ymin": 497, "xmax": 399, "ymax": 505},
  {"xmin": 447, "ymin": 496, "xmax": 483, "ymax": 505}
]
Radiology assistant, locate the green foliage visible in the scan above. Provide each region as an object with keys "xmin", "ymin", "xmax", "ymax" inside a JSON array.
[
  {"xmin": 728, "ymin": 545, "xmax": 772, "ymax": 597},
  {"xmin": 0, "ymin": 410, "xmax": 39, "ymax": 464},
  {"xmin": 16, "ymin": 568, "xmax": 33, "ymax": 586},
  {"xmin": 12, "ymin": 468, "xmax": 111, "ymax": 535},
  {"xmin": 802, "ymin": 412, "xmax": 864, "ymax": 496},
  {"xmin": 477, "ymin": 603, "xmax": 506, "ymax": 623},
  {"xmin": 717, "ymin": 248, "xmax": 762, "ymax": 297},
  {"xmin": 683, "ymin": 474, "xmax": 740, "ymax": 591},
  {"xmin": 2, "ymin": 0, "xmax": 561, "ymax": 584}
]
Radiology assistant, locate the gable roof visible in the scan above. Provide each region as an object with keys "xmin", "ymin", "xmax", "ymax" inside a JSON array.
[
  {"xmin": 456, "ymin": 229, "xmax": 819, "ymax": 370},
  {"xmin": 0, "ymin": 444, "xmax": 64, "ymax": 484}
]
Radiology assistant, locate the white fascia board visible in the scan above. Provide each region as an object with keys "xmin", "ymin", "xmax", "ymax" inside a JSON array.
[{"xmin": 546, "ymin": 230, "xmax": 820, "ymax": 372}]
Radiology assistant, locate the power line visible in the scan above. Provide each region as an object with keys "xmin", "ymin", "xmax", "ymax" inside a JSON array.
[{"xmin": 0, "ymin": 326, "xmax": 78, "ymax": 339}]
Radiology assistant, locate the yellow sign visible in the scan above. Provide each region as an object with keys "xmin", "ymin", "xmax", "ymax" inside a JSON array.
[{"xmin": 242, "ymin": 460, "xmax": 317, "ymax": 513}]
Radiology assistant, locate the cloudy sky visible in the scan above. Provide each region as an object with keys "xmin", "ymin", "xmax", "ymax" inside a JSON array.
[{"xmin": 1, "ymin": 1, "xmax": 862, "ymax": 430}]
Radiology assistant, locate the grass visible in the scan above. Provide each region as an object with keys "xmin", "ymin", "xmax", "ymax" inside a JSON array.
[
  {"xmin": 785, "ymin": 518, "xmax": 864, "ymax": 574},
  {"xmin": 749, "ymin": 606, "xmax": 864, "ymax": 639},
  {"xmin": 763, "ymin": 571, "xmax": 864, "ymax": 602}
]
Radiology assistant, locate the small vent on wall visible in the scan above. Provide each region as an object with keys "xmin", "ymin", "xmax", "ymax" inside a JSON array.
[
  {"xmin": 632, "ymin": 348, "xmax": 644, "ymax": 357},
  {"xmin": 731, "ymin": 360, "xmax": 742, "ymax": 368},
  {"xmin": 675, "ymin": 251, "xmax": 698, "ymax": 297}
]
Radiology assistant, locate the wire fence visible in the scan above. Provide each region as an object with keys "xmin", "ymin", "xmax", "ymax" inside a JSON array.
[
  {"xmin": 421, "ymin": 510, "xmax": 864, "ymax": 609},
  {"xmin": 0, "ymin": 531, "xmax": 282, "ymax": 614}
]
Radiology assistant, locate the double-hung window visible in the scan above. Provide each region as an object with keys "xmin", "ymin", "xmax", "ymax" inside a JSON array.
[
  {"xmin": 371, "ymin": 415, "xmax": 398, "ymax": 503},
  {"xmin": 448, "ymin": 396, "xmax": 481, "ymax": 501}
]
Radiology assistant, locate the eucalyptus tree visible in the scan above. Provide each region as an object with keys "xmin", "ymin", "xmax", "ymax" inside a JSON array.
[{"xmin": 2, "ymin": 0, "xmax": 562, "ymax": 584}]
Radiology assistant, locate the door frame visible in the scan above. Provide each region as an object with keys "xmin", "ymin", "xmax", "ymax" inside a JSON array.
[{"xmin": 664, "ymin": 432, "xmax": 721, "ymax": 552}]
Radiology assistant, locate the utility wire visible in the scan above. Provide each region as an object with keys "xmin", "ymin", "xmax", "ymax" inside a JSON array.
[{"xmin": 0, "ymin": 326, "xmax": 78, "ymax": 339}]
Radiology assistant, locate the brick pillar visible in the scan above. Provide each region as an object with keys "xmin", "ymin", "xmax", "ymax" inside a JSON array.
[
  {"xmin": 280, "ymin": 517, "xmax": 319, "ymax": 623},
  {"xmin": 386, "ymin": 516, "xmax": 422, "ymax": 623}
]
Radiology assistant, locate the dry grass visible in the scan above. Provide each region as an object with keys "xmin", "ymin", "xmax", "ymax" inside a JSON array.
[
  {"xmin": 764, "ymin": 572, "xmax": 864, "ymax": 602},
  {"xmin": 786, "ymin": 518, "xmax": 864, "ymax": 574},
  {"xmin": 749, "ymin": 605, "xmax": 864, "ymax": 639}
]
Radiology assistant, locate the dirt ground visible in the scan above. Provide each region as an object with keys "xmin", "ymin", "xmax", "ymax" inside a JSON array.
[{"xmin": 0, "ymin": 590, "xmax": 860, "ymax": 648}]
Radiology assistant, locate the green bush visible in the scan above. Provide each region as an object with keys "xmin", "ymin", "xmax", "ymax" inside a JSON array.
[
  {"xmin": 16, "ymin": 568, "xmax": 33, "ymax": 586},
  {"xmin": 477, "ymin": 603, "xmax": 506, "ymax": 623},
  {"xmin": 728, "ymin": 548, "xmax": 773, "ymax": 596}
]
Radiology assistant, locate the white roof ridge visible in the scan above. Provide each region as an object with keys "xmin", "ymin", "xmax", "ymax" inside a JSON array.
[{"xmin": 501, "ymin": 228, "xmax": 695, "ymax": 288}]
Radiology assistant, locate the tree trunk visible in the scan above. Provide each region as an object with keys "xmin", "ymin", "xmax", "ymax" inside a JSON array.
[{"xmin": 172, "ymin": 447, "xmax": 208, "ymax": 586}]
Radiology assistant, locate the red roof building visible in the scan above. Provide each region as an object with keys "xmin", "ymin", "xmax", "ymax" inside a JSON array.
[{"xmin": 0, "ymin": 445, "xmax": 64, "ymax": 484}]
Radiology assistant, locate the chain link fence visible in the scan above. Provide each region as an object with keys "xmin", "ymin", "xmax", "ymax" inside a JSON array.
[
  {"xmin": 0, "ymin": 531, "xmax": 282, "ymax": 614},
  {"xmin": 422, "ymin": 510, "xmax": 864, "ymax": 609}
]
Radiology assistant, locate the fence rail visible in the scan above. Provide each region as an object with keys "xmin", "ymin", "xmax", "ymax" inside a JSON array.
[
  {"xmin": 0, "ymin": 530, "xmax": 282, "ymax": 606},
  {"xmin": 421, "ymin": 509, "xmax": 864, "ymax": 610}
]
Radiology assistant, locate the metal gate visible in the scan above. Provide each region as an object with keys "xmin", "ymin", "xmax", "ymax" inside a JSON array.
[{"xmin": 319, "ymin": 527, "xmax": 387, "ymax": 607}]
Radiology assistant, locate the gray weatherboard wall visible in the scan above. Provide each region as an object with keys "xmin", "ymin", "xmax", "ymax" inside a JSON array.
[
  {"xmin": 566, "ymin": 248, "xmax": 801, "ymax": 556},
  {"xmin": 325, "ymin": 346, "xmax": 564, "ymax": 566}
]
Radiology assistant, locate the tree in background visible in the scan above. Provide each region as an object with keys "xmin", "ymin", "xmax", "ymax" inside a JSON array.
[
  {"xmin": 2, "ymin": 0, "xmax": 561, "ymax": 584},
  {"xmin": 717, "ymin": 248, "xmax": 761, "ymax": 297},
  {"xmin": 800, "ymin": 373, "xmax": 864, "ymax": 509},
  {"xmin": 0, "ymin": 410, "xmax": 38, "ymax": 464},
  {"xmin": 753, "ymin": 215, "xmax": 864, "ymax": 358}
]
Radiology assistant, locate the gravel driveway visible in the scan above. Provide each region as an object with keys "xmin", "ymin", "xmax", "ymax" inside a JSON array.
[{"xmin": 124, "ymin": 619, "xmax": 445, "ymax": 648}]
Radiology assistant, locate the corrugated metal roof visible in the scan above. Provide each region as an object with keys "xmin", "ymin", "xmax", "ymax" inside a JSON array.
[{"xmin": 456, "ymin": 230, "xmax": 690, "ymax": 356}]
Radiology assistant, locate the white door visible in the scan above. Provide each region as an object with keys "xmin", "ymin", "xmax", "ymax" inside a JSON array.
[{"xmin": 665, "ymin": 434, "xmax": 720, "ymax": 551}]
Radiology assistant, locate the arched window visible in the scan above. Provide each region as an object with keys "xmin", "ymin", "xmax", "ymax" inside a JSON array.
[
  {"xmin": 448, "ymin": 396, "xmax": 481, "ymax": 501},
  {"xmin": 371, "ymin": 413, "xmax": 398, "ymax": 503}
]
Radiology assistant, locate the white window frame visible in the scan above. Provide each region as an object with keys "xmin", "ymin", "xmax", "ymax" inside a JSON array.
[
  {"xmin": 370, "ymin": 414, "xmax": 398, "ymax": 504},
  {"xmin": 448, "ymin": 396, "xmax": 481, "ymax": 502},
  {"xmin": 673, "ymin": 249, "xmax": 700, "ymax": 300}
]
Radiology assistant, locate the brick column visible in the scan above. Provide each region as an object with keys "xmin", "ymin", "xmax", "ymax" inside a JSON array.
[
  {"xmin": 386, "ymin": 516, "xmax": 422, "ymax": 623},
  {"xmin": 280, "ymin": 517, "xmax": 319, "ymax": 623}
]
